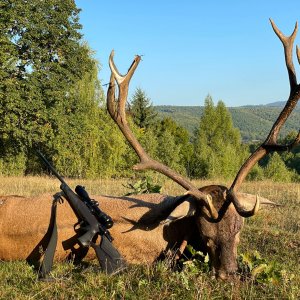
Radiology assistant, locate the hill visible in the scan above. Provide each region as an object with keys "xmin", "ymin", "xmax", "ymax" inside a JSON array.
[
  {"xmin": 264, "ymin": 101, "xmax": 300, "ymax": 108},
  {"xmin": 155, "ymin": 105, "xmax": 300, "ymax": 142}
]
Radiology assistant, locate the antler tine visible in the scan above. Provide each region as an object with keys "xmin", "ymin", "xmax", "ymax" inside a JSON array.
[
  {"xmin": 109, "ymin": 50, "xmax": 141, "ymax": 86},
  {"xmin": 229, "ymin": 20, "xmax": 300, "ymax": 217},
  {"xmin": 108, "ymin": 50, "xmax": 124, "ymax": 84},
  {"xmin": 107, "ymin": 51, "xmax": 218, "ymax": 219},
  {"xmin": 107, "ymin": 52, "xmax": 147, "ymax": 163},
  {"xmin": 270, "ymin": 19, "xmax": 298, "ymax": 93},
  {"xmin": 108, "ymin": 51, "xmax": 141, "ymax": 117},
  {"xmin": 297, "ymin": 45, "xmax": 300, "ymax": 65}
]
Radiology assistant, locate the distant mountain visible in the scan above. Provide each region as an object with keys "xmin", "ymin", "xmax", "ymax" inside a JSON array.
[
  {"xmin": 241, "ymin": 101, "xmax": 300, "ymax": 108},
  {"xmin": 265, "ymin": 101, "xmax": 286, "ymax": 107},
  {"xmin": 155, "ymin": 104, "xmax": 300, "ymax": 142}
]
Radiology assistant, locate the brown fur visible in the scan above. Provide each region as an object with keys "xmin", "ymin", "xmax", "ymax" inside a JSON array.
[{"xmin": 0, "ymin": 185, "xmax": 268, "ymax": 278}]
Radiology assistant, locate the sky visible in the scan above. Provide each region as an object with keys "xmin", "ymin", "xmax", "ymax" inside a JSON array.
[{"xmin": 75, "ymin": 0, "xmax": 300, "ymax": 107}]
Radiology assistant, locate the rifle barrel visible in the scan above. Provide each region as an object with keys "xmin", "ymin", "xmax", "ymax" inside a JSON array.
[{"xmin": 36, "ymin": 150, "xmax": 66, "ymax": 184}]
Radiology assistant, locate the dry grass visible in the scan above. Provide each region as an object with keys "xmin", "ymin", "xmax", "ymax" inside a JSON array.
[
  {"xmin": 0, "ymin": 175, "xmax": 130, "ymax": 197},
  {"xmin": 0, "ymin": 176, "xmax": 299, "ymax": 299},
  {"xmin": 2, "ymin": 175, "xmax": 299, "ymax": 202}
]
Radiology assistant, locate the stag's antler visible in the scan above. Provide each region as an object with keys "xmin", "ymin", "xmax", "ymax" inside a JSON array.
[
  {"xmin": 107, "ymin": 50, "xmax": 218, "ymax": 219},
  {"xmin": 228, "ymin": 19, "xmax": 300, "ymax": 217}
]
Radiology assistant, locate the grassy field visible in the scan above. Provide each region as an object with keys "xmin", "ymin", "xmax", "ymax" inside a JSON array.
[{"xmin": 0, "ymin": 176, "xmax": 299, "ymax": 299}]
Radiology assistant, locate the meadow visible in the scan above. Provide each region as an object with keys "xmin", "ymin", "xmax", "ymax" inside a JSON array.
[{"xmin": 0, "ymin": 176, "xmax": 299, "ymax": 299}]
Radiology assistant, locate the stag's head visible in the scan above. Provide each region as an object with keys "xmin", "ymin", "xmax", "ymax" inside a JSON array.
[
  {"xmin": 161, "ymin": 185, "xmax": 276, "ymax": 279},
  {"xmin": 196, "ymin": 186, "xmax": 243, "ymax": 279},
  {"xmin": 106, "ymin": 19, "xmax": 300, "ymax": 279}
]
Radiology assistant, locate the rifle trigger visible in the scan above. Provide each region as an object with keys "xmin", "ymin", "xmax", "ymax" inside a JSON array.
[{"xmin": 74, "ymin": 220, "xmax": 83, "ymax": 231}]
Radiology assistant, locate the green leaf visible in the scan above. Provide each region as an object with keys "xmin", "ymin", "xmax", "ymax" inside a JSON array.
[
  {"xmin": 204, "ymin": 253, "xmax": 210, "ymax": 264},
  {"xmin": 251, "ymin": 263, "xmax": 268, "ymax": 277},
  {"xmin": 123, "ymin": 177, "xmax": 162, "ymax": 195},
  {"xmin": 240, "ymin": 252, "xmax": 254, "ymax": 271}
]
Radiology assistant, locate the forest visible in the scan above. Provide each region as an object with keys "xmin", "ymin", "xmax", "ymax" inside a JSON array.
[
  {"xmin": 1, "ymin": 0, "xmax": 299, "ymax": 183},
  {"xmin": 156, "ymin": 104, "xmax": 300, "ymax": 142}
]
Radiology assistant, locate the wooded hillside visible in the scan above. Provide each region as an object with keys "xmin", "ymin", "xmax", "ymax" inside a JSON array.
[{"xmin": 155, "ymin": 105, "xmax": 300, "ymax": 142}]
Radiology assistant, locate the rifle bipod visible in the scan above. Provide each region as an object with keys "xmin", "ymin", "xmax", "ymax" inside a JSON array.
[{"xmin": 35, "ymin": 192, "xmax": 126, "ymax": 281}]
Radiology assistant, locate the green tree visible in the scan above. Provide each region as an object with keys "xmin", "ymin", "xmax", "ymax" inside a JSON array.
[
  {"xmin": 156, "ymin": 130, "xmax": 182, "ymax": 171},
  {"xmin": 191, "ymin": 95, "xmax": 247, "ymax": 179},
  {"xmin": 264, "ymin": 152, "xmax": 293, "ymax": 182},
  {"xmin": 0, "ymin": 0, "xmax": 97, "ymax": 175},
  {"xmin": 129, "ymin": 88, "xmax": 157, "ymax": 129},
  {"xmin": 51, "ymin": 51, "xmax": 105, "ymax": 177},
  {"xmin": 154, "ymin": 117, "xmax": 193, "ymax": 174},
  {"xmin": 278, "ymin": 130, "xmax": 300, "ymax": 176}
]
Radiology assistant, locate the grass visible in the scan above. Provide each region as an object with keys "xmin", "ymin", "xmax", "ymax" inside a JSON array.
[{"xmin": 0, "ymin": 176, "xmax": 299, "ymax": 299}]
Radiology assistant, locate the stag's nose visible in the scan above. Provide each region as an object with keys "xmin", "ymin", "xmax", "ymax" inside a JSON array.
[
  {"xmin": 217, "ymin": 270, "xmax": 228, "ymax": 280},
  {"xmin": 216, "ymin": 270, "xmax": 239, "ymax": 281}
]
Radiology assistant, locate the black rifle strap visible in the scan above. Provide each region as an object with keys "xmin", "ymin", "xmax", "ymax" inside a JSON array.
[
  {"xmin": 38, "ymin": 194, "xmax": 61, "ymax": 281},
  {"xmin": 37, "ymin": 193, "xmax": 88, "ymax": 280}
]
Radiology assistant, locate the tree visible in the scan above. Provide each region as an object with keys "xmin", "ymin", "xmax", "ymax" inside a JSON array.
[
  {"xmin": 154, "ymin": 117, "xmax": 193, "ymax": 174},
  {"xmin": 191, "ymin": 95, "xmax": 247, "ymax": 179},
  {"xmin": 129, "ymin": 88, "xmax": 157, "ymax": 129},
  {"xmin": 0, "ymin": 0, "xmax": 97, "ymax": 175},
  {"xmin": 278, "ymin": 130, "xmax": 300, "ymax": 176},
  {"xmin": 51, "ymin": 49, "xmax": 105, "ymax": 177},
  {"xmin": 156, "ymin": 130, "xmax": 182, "ymax": 171},
  {"xmin": 264, "ymin": 152, "xmax": 293, "ymax": 182}
]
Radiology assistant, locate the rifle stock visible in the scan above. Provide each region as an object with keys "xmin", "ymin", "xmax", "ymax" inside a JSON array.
[{"xmin": 92, "ymin": 235, "xmax": 126, "ymax": 274}]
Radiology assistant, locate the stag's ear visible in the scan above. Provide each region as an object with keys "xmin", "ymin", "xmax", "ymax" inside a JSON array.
[
  {"xmin": 161, "ymin": 201, "xmax": 196, "ymax": 225},
  {"xmin": 237, "ymin": 192, "xmax": 280, "ymax": 210}
]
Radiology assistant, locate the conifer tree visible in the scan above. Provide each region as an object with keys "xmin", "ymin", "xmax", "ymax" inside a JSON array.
[
  {"xmin": 191, "ymin": 95, "xmax": 246, "ymax": 179},
  {"xmin": 129, "ymin": 88, "xmax": 157, "ymax": 129}
]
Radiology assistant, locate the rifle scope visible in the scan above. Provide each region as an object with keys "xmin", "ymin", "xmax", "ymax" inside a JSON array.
[{"xmin": 75, "ymin": 185, "xmax": 114, "ymax": 229}]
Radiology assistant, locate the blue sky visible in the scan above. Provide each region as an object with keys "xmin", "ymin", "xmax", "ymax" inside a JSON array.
[{"xmin": 75, "ymin": 0, "xmax": 300, "ymax": 107}]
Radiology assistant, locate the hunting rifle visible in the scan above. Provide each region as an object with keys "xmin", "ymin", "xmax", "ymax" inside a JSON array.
[{"xmin": 36, "ymin": 150, "xmax": 126, "ymax": 278}]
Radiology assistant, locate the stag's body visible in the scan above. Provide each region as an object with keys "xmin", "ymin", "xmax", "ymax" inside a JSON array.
[
  {"xmin": 0, "ymin": 193, "xmax": 168, "ymax": 263},
  {"xmin": 0, "ymin": 185, "xmax": 247, "ymax": 278}
]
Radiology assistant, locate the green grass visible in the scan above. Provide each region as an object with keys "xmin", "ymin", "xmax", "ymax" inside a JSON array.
[
  {"xmin": 0, "ymin": 177, "xmax": 299, "ymax": 299},
  {"xmin": 0, "ymin": 259, "xmax": 298, "ymax": 299}
]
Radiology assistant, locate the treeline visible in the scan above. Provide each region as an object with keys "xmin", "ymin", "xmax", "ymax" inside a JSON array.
[
  {"xmin": 156, "ymin": 105, "xmax": 300, "ymax": 142},
  {"xmin": 134, "ymin": 93, "xmax": 300, "ymax": 182},
  {"xmin": 0, "ymin": 1, "xmax": 299, "ymax": 182}
]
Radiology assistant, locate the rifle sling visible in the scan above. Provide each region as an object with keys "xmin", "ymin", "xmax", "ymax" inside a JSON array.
[{"xmin": 38, "ymin": 198, "xmax": 59, "ymax": 281}]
